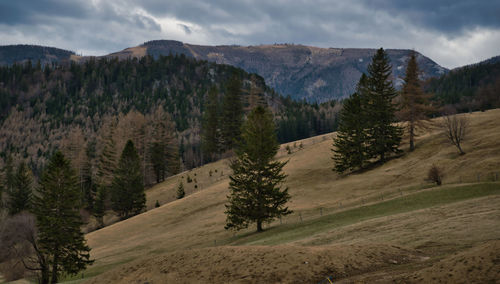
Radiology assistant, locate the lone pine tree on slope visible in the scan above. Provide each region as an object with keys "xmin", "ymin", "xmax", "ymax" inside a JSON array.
[
  {"xmin": 32, "ymin": 152, "xmax": 93, "ymax": 284},
  {"xmin": 398, "ymin": 51, "xmax": 433, "ymax": 151},
  {"xmin": 225, "ymin": 106, "xmax": 292, "ymax": 232},
  {"xmin": 364, "ymin": 48, "xmax": 403, "ymax": 162}
]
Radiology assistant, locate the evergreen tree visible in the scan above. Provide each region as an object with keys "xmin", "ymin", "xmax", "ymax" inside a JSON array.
[
  {"xmin": 93, "ymin": 187, "xmax": 106, "ymax": 228},
  {"xmin": 364, "ymin": 48, "xmax": 403, "ymax": 162},
  {"xmin": 221, "ymin": 72, "xmax": 244, "ymax": 151},
  {"xmin": 225, "ymin": 106, "xmax": 292, "ymax": 232},
  {"xmin": 150, "ymin": 141, "xmax": 166, "ymax": 183},
  {"xmin": 149, "ymin": 110, "xmax": 178, "ymax": 184},
  {"xmin": 176, "ymin": 181, "xmax": 185, "ymax": 199},
  {"xmin": 201, "ymin": 86, "xmax": 220, "ymax": 160},
  {"xmin": 32, "ymin": 152, "xmax": 93, "ymax": 284},
  {"xmin": 97, "ymin": 123, "xmax": 117, "ymax": 187},
  {"xmin": 81, "ymin": 139, "xmax": 97, "ymax": 210},
  {"xmin": 110, "ymin": 140, "xmax": 145, "ymax": 219},
  {"xmin": 6, "ymin": 161, "xmax": 33, "ymax": 215},
  {"xmin": 332, "ymin": 91, "xmax": 368, "ymax": 173},
  {"xmin": 398, "ymin": 51, "xmax": 433, "ymax": 151}
]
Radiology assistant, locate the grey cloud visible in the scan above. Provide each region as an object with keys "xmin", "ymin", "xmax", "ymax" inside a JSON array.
[
  {"xmin": 178, "ymin": 24, "xmax": 192, "ymax": 35},
  {"xmin": 0, "ymin": 0, "xmax": 499, "ymax": 67}
]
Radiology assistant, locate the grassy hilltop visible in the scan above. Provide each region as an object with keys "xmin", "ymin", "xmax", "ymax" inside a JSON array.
[{"xmin": 77, "ymin": 109, "xmax": 500, "ymax": 283}]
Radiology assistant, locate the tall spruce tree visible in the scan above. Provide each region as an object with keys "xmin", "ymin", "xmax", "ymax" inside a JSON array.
[
  {"xmin": 110, "ymin": 140, "xmax": 145, "ymax": 219},
  {"xmin": 32, "ymin": 152, "xmax": 93, "ymax": 284},
  {"xmin": 332, "ymin": 89, "xmax": 369, "ymax": 173},
  {"xmin": 398, "ymin": 51, "xmax": 433, "ymax": 151},
  {"xmin": 221, "ymin": 72, "xmax": 244, "ymax": 151},
  {"xmin": 365, "ymin": 48, "xmax": 403, "ymax": 162},
  {"xmin": 6, "ymin": 161, "xmax": 33, "ymax": 215},
  {"xmin": 225, "ymin": 106, "xmax": 292, "ymax": 232},
  {"xmin": 202, "ymin": 86, "xmax": 221, "ymax": 161},
  {"xmin": 81, "ymin": 139, "xmax": 97, "ymax": 210}
]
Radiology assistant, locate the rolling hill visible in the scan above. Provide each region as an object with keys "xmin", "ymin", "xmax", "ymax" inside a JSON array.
[{"xmin": 78, "ymin": 109, "xmax": 500, "ymax": 283}]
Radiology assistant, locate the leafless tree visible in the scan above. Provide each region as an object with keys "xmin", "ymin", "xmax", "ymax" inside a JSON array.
[
  {"xmin": 442, "ymin": 113, "xmax": 469, "ymax": 155},
  {"xmin": 0, "ymin": 213, "xmax": 48, "ymax": 282}
]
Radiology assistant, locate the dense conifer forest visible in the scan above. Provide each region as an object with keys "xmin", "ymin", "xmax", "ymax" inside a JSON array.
[
  {"xmin": 425, "ymin": 58, "xmax": 500, "ymax": 111},
  {"xmin": 0, "ymin": 54, "xmax": 338, "ymax": 179}
]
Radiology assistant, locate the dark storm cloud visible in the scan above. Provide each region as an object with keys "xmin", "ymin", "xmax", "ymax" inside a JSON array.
[
  {"xmin": 0, "ymin": 0, "xmax": 90, "ymax": 25},
  {"xmin": 0, "ymin": 0, "xmax": 499, "ymax": 68},
  {"xmin": 364, "ymin": 0, "xmax": 500, "ymax": 34}
]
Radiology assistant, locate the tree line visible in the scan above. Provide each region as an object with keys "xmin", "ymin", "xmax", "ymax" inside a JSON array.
[
  {"xmin": 332, "ymin": 49, "xmax": 434, "ymax": 173},
  {"xmin": 0, "ymin": 54, "xmax": 340, "ymax": 175}
]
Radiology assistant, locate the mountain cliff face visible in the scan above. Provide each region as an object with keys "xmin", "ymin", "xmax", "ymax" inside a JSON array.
[{"xmin": 140, "ymin": 40, "xmax": 447, "ymax": 102}]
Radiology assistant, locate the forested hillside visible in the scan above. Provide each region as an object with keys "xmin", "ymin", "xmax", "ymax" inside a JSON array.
[
  {"xmin": 425, "ymin": 57, "xmax": 500, "ymax": 111},
  {"xmin": 0, "ymin": 45, "xmax": 74, "ymax": 66},
  {"xmin": 0, "ymin": 54, "xmax": 338, "ymax": 180}
]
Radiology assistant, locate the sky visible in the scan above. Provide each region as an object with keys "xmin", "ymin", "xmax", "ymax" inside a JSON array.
[{"xmin": 0, "ymin": 0, "xmax": 499, "ymax": 69}]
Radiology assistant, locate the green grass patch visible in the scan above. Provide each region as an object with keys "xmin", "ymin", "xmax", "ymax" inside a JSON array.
[
  {"xmin": 61, "ymin": 258, "xmax": 134, "ymax": 283},
  {"xmin": 228, "ymin": 182, "xmax": 500, "ymax": 246}
]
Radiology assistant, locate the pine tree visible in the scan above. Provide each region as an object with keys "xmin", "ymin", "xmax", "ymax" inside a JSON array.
[
  {"xmin": 93, "ymin": 187, "xmax": 106, "ymax": 228},
  {"xmin": 201, "ymin": 86, "xmax": 220, "ymax": 161},
  {"xmin": 332, "ymin": 90, "xmax": 368, "ymax": 173},
  {"xmin": 365, "ymin": 48, "xmax": 403, "ymax": 162},
  {"xmin": 6, "ymin": 161, "xmax": 33, "ymax": 215},
  {"xmin": 97, "ymin": 122, "xmax": 117, "ymax": 187},
  {"xmin": 32, "ymin": 152, "xmax": 93, "ymax": 284},
  {"xmin": 81, "ymin": 139, "xmax": 97, "ymax": 210},
  {"xmin": 398, "ymin": 51, "xmax": 433, "ymax": 151},
  {"xmin": 176, "ymin": 181, "xmax": 185, "ymax": 199},
  {"xmin": 225, "ymin": 106, "xmax": 292, "ymax": 232},
  {"xmin": 221, "ymin": 72, "xmax": 244, "ymax": 151},
  {"xmin": 110, "ymin": 140, "xmax": 145, "ymax": 219},
  {"xmin": 149, "ymin": 109, "xmax": 178, "ymax": 184}
]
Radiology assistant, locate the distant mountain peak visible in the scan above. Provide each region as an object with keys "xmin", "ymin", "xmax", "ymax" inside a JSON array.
[{"xmin": 133, "ymin": 40, "xmax": 448, "ymax": 101}]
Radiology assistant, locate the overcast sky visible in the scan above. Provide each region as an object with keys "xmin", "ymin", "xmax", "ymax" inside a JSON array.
[{"xmin": 1, "ymin": 0, "xmax": 499, "ymax": 69}]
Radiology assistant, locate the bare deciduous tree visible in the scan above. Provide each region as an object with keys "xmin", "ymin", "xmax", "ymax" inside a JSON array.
[
  {"xmin": 0, "ymin": 213, "xmax": 48, "ymax": 282},
  {"xmin": 442, "ymin": 113, "xmax": 468, "ymax": 155}
]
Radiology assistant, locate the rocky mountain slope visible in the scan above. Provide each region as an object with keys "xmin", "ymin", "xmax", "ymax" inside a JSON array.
[
  {"xmin": 1, "ymin": 41, "xmax": 447, "ymax": 102},
  {"xmin": 137, "ymin": 40, "xmax": 447, "ymax": 102}
]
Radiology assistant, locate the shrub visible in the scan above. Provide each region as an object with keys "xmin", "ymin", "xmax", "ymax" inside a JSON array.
[{"xmin": 427, "ymin": 164, "xmax": 443, "ymax": 186}]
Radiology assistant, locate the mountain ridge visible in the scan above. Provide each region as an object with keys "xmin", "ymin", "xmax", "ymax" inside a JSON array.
[{"xmin": 1, "ymin": 41, "xmax": 447, "ymax": 102}]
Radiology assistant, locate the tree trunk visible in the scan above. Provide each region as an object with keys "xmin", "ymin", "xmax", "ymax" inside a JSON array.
[
  {"xmin": 457, "ymin": 144, "xmax": 465, "ymax": 155},
  {"xmin": 50, "ymin": 253, "xmax": 58, "ymax": 284},
  {"xmin": 257, "ymin": 220, "xmax": 263, "ymax": 232}
]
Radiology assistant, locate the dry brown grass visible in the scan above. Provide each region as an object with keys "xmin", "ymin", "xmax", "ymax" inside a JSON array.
[{"xmin": 82, "ymin": 109, "xmax": 500, "ymax": 283}]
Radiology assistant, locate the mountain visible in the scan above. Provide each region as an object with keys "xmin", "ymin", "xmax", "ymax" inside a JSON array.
[
  {"xmin": 0, "ymin": 44, "xmax": 75, "ymax": 66},
  {"xmin": 425, "ymin": 55, "xmax": 500, "ymax": 111},
  {"xmin": 1, "ymin": 41, "xmax": 447, "ymax": 102},
  {"xmin": 122, "ymin": 40, "xmax": 447, "ymax": 102}
]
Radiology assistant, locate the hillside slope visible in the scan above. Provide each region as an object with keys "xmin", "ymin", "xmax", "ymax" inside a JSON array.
[{"xmin": 81, "ymin": 109, "xmax": 500, "ymax": 283}]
